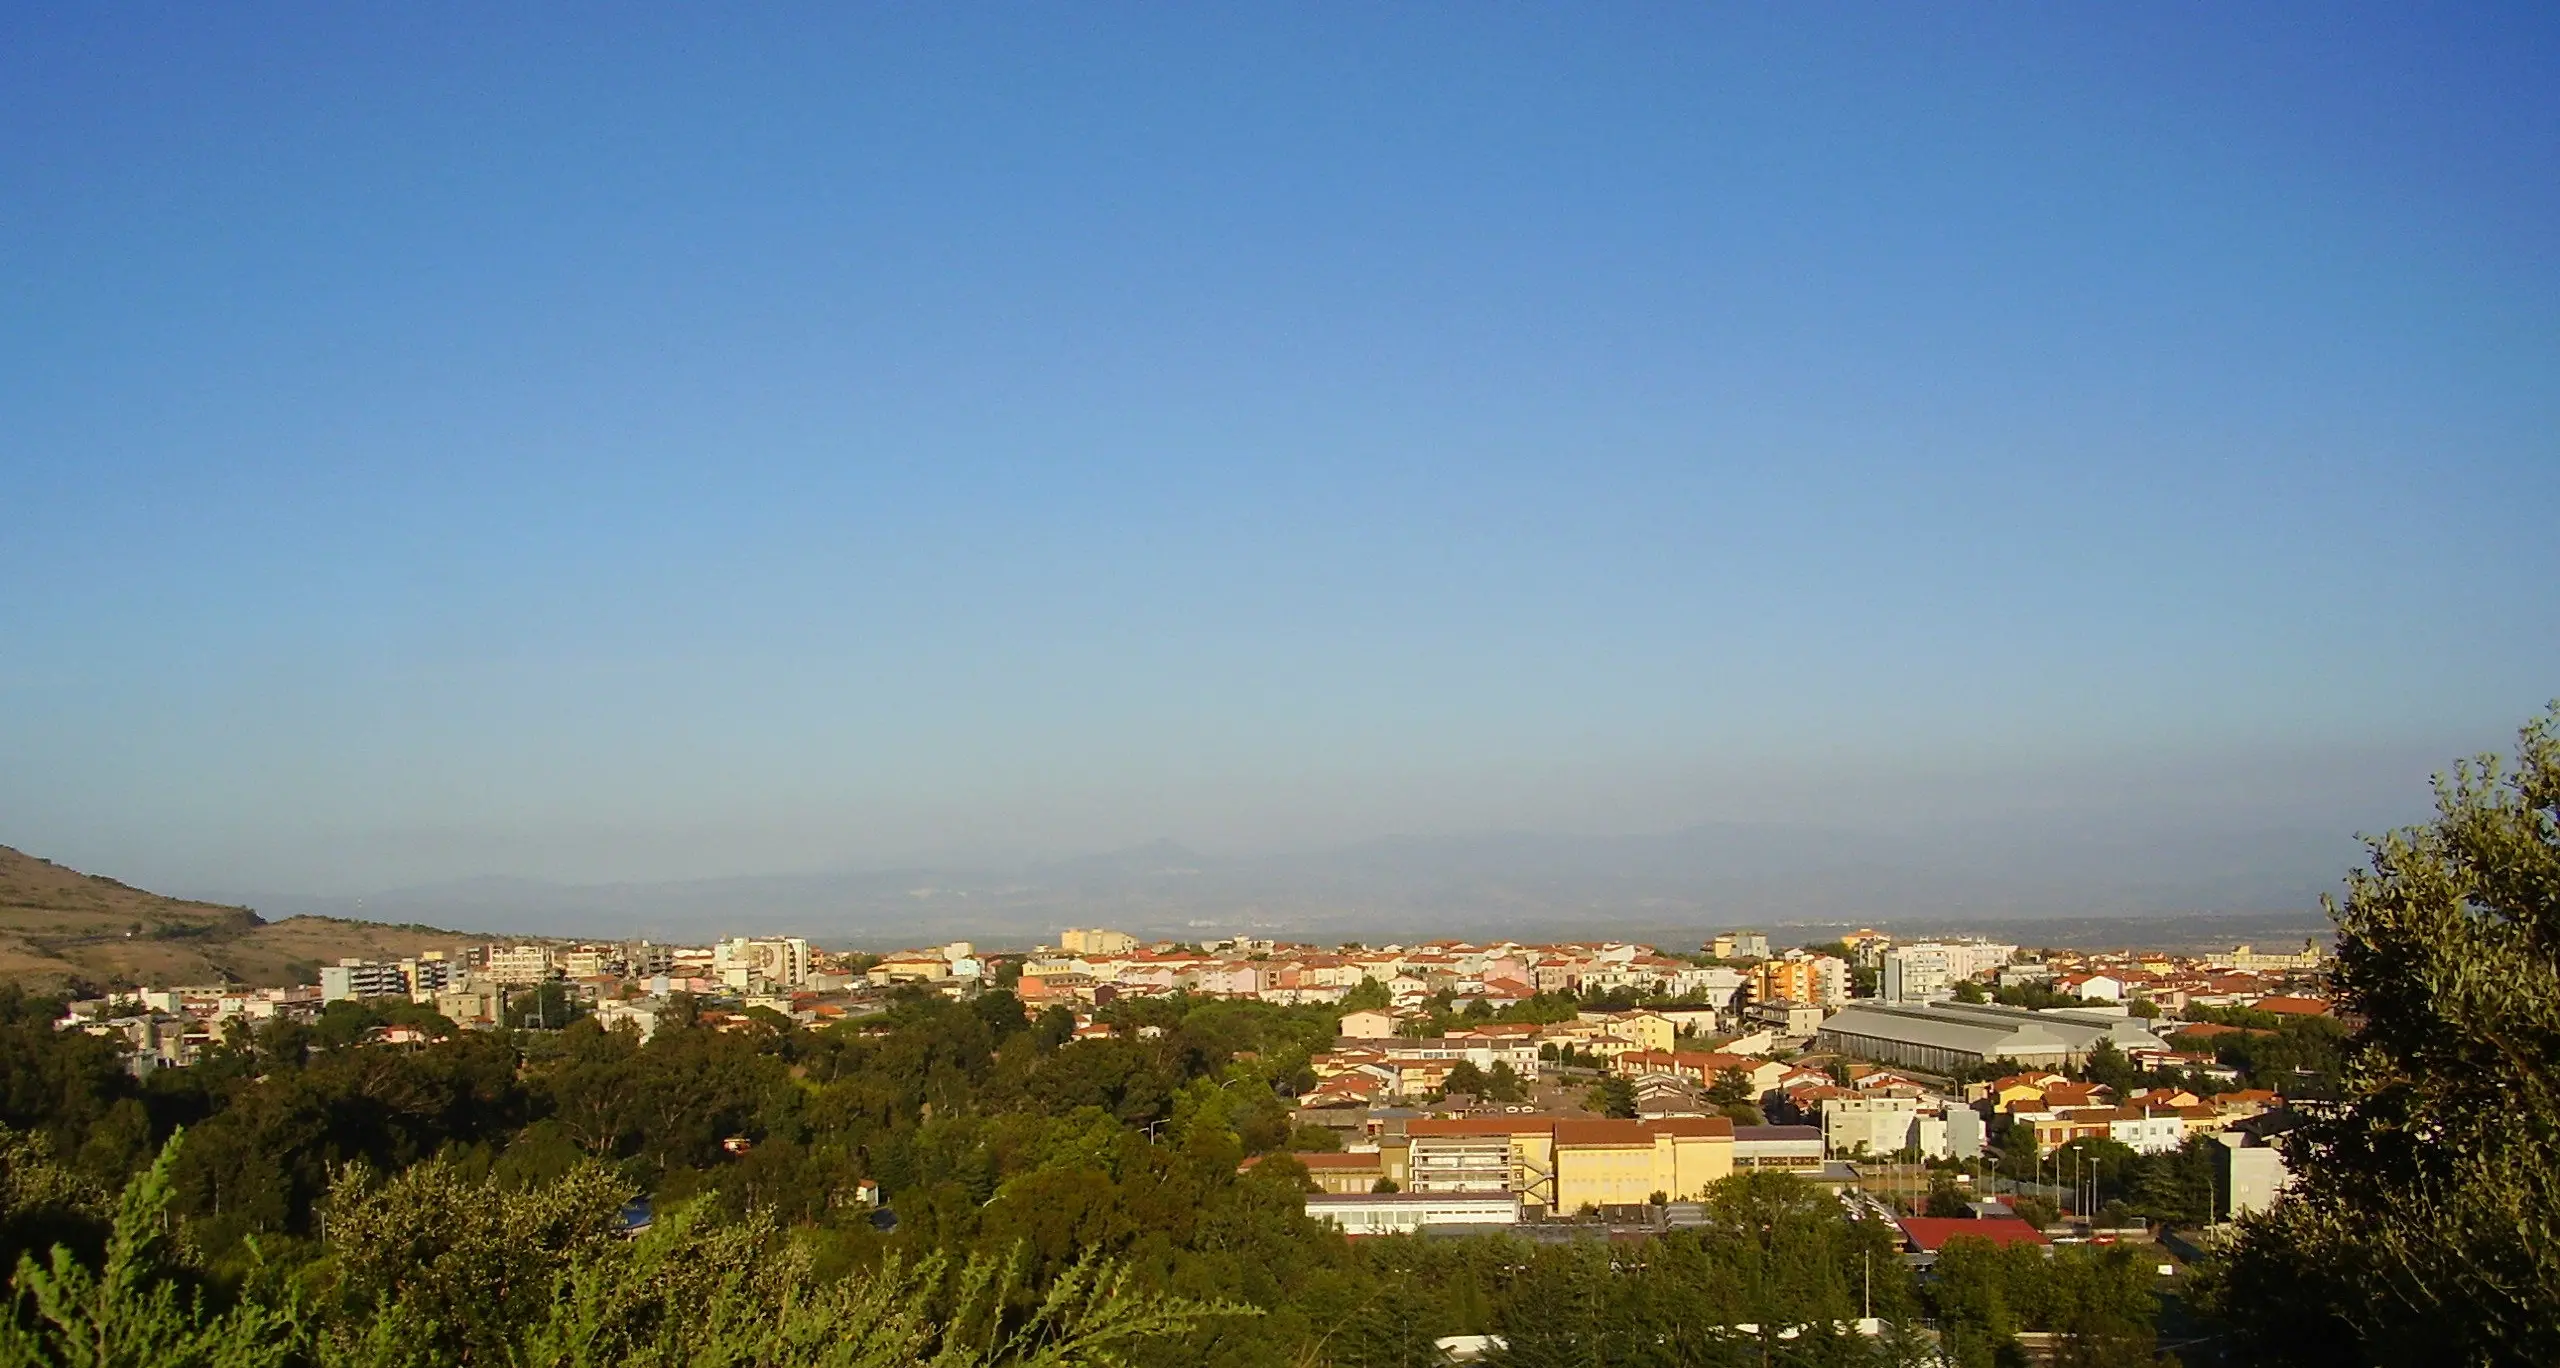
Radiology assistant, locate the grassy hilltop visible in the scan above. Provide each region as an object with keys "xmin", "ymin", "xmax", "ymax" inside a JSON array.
[{"xmin": 0, "ymin": 844, "xmax": 478, "ymax": 991}]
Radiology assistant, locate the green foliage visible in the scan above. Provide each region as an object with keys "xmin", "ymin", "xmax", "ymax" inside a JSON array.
[
  {"xmin": 1705, "ymin": 1068, "xmax": 1754, "ymax": 1108},
  {"xmin": 0, "ymin": 1128, "xmax": 107, "ymax": 1279},
  {"xmin": 2004, "ymin": 1194, "xmax": 2057, "ymax": 1229},
  {"xmin": 1583, "ymin": 1076, "xmax": 1635, "ymax": 1119},
  {"xmin": 2078, "ymin": 1041, "xmax": 2139, "ymax": 1094},
  {"xmin": 1441, "ymin": 1062, "xmax": 1486, "ymax": 1100},
  {"xmin": 317, "ymin": 1155, "xmax": 632, "ymax": 1364},
  {"xmin": 325, "ymin": 1175, "xmax": 1243, "ymax": 1368},
  {"xmin": 1337, "ymin": 979, "xmax": 1389, "ymax": 1012},
  {"xmin": 1491, "ymin": 1173, "xmax": 1917, "ymax": 1366},
  {"xmin": 1924, "ymin": 1176, "xmax": 1971, "ymax": 1219},
  {"xmin": 1928, "ymin": 1241, "xmax": 2157, "ymax": 1368},
  {"xmin": 0, "ymin": 1134, "xmax": 298, "ymax": 1368},
  {"xmin": 500, "ymin": 982, "xmax": 585, "ymax": 1031},
  {"xmin": 2209, "ymin": 1015, "xmax": 2347, "ymax": 1093},
  {"xmin": 2217, "ymin": 706, "xmax": 2560, "ymax": 1367},
  {"xmin": 0, "ymin": 1133, "xmax": 1239, "ymax": 1368},
  {"xmin": 0, "ymin": 991, "xmax": 138, "ymax": 1174}
]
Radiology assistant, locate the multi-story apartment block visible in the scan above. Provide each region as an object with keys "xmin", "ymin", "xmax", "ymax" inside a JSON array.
[
  {"xmin": 1750, "ymin": 954, "xmax": 1849, "ymax": 1009},
  {"xmin": 559, "ymin": 946, "xmax": 620, "ymax": 979},
  {"xmin": 1060, "ymin": 927, "xmax": 1138, "ymax": 956},
  {"xmin": 484, "ymin": 944, "xmax": 556, "ymax": 986},
  {"xmin": 714, "ymin": 936, "xmax": 812, "ymax": 988},
  {"xmin": 319, "ymin": 959, "xmax": 411, "ymax": 1003},
  {"xmin": 1711, "ymin": 932, "xmax": 1771, "ymax": 960},
  {"xmin": 1880, "ymin": 942, "xmax": 2018, "ymax": 1002},
  {"xmin": 623, "ymin": 941, "xmax": 674, "ymax": 977}
]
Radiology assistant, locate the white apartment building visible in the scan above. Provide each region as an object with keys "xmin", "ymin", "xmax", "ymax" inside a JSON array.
[
  {"xmin": 1383, "ymin": 1037, "xmax": 1542, "ymax": 1078},
  {"xmin": 2109, "ymin": 1109, "xmax": 2187, "ymax": 1155},
  {"xmin": 1881, "ymin": 942, "xmax": 2018, "ymax": 1002},
  {"xmin": 714, "ymin": 936, "xmax": 813, "ymax": 988},
  {"xmin": 1913, "ymin": 1106, "xmax": 1985, "ymax": 1161},
  {"xmin": 1661, "ymin": 965, "xmax": 1750, "ymax": 1008},
  {"xmin": 319, "ymin": 959, "xmax": 410, "ymax": 1002},
  {"xmin": 559, "ymin": 947, "xmax": 618, "ymax": 979},
  {"xmin": 1822, "ymin": 1096, "xmax": 1923, "ymax": 1158},
  {"xmin": 1823, "ymin": 1096, "xmax": 1983, "ymax": 1161}
]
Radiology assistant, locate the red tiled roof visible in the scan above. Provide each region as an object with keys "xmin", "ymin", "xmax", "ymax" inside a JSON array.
[
  {"xmin": 2169, "ymin": 1022, "xmax": 2270, "ymax": 1040},
  {"xmin": 1897, "ymin": 1217, "xmax": 2050, "ymax": 1251}
]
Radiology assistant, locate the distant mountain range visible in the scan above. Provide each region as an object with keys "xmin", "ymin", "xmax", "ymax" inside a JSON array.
[{"xmin": 237, "ymin": 819, "xmax": 2360, "ymax": 950}]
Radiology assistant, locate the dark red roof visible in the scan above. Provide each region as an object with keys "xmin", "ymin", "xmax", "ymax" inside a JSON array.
[{"xmin": 1897, "ymin": 1217, "xmax": 2050, "ymax": 1251}]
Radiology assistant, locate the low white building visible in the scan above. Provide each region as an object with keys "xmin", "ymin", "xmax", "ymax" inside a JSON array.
[
  {"xmin": 2110, "ymin": 1108, "xmax": 2188, "ymax": 1155},
  {"xmin": 1304, "ymin": 1192, "xmax": 1520, "ymax": 1237},
  {"xmin": 594, "ymin": 998, "xmax": 663, "ymax": 1042},
  {"xmin": 2216, "ymin": 1136, "xmax": 2293, "ymax": 1219},
  {"xmin": 1750, "ymin": 1002, "xmax": 1826, "ymax": 1036},
  {"xmin": 2073, "ymin": 975, "xmax": 2125, "ymax": 1003},
  {"xmin": 1339, "ymin": 1009, "xmax": 1399, "ymax": 1039},
  {"xmin": 1914, "ymin": 1106, "xmax": 1986, "ymax": 1161},
  {"xmin": 1822, "ymin": 1096, "xmax": 1922, "ymax": 1158}
]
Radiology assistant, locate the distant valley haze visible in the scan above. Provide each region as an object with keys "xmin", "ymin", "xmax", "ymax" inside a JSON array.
[{"xmin": 212, "ymin": 730, "xmax": 2446, "ymax": 946}]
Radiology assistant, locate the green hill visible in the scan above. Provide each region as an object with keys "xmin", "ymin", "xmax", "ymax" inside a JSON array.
[{"xmin": 0, "ymin": 844, "xmax": 484, "ymax": 991}]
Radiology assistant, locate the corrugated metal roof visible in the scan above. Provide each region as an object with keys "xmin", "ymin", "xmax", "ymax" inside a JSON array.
[{"xmin": 1819, "ymin": 1004, "xmax": 2072, "ymax": 1054}]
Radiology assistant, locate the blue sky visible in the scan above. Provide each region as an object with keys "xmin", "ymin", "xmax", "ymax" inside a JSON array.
[{"xmin": 3, "ymin": 5, "xmax": 2555, "ymax": 898}]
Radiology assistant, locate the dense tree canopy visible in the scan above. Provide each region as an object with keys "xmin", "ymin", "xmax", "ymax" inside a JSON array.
[{"xmin": 2216, "ymin": 705, "xmax": 2560, "ymax": 1367}]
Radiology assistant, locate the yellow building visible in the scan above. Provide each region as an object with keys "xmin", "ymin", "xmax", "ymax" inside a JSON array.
[
  {"xmin": 1277, "ymin": 1151, "xmax": 1386, "ymax": 1194},
  {"xmin": 1393, "ymin": 1115, "xmax": 1736, "ymax": 1214},
  {"xmin": 1574, "ymin": 1011, "xmax": 1678, "ymax": 1053},
  {"xmin": 1551, "ymin": 1118, "xmax": 1735, "ymax": 1210},
  {"xmin": 1060, "ymin": 928, "xmax": 1139, "ymax": 956}
]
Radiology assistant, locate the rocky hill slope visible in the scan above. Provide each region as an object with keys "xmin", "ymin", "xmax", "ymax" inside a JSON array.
[{"xmin": 0, "ymin": 845, "xmax": 482, "ymax": 991}]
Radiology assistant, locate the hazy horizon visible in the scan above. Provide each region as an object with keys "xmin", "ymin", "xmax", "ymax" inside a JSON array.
[{"xmin": 6, "ymin": 9, "xmax": 2554, "ymax": 907}]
